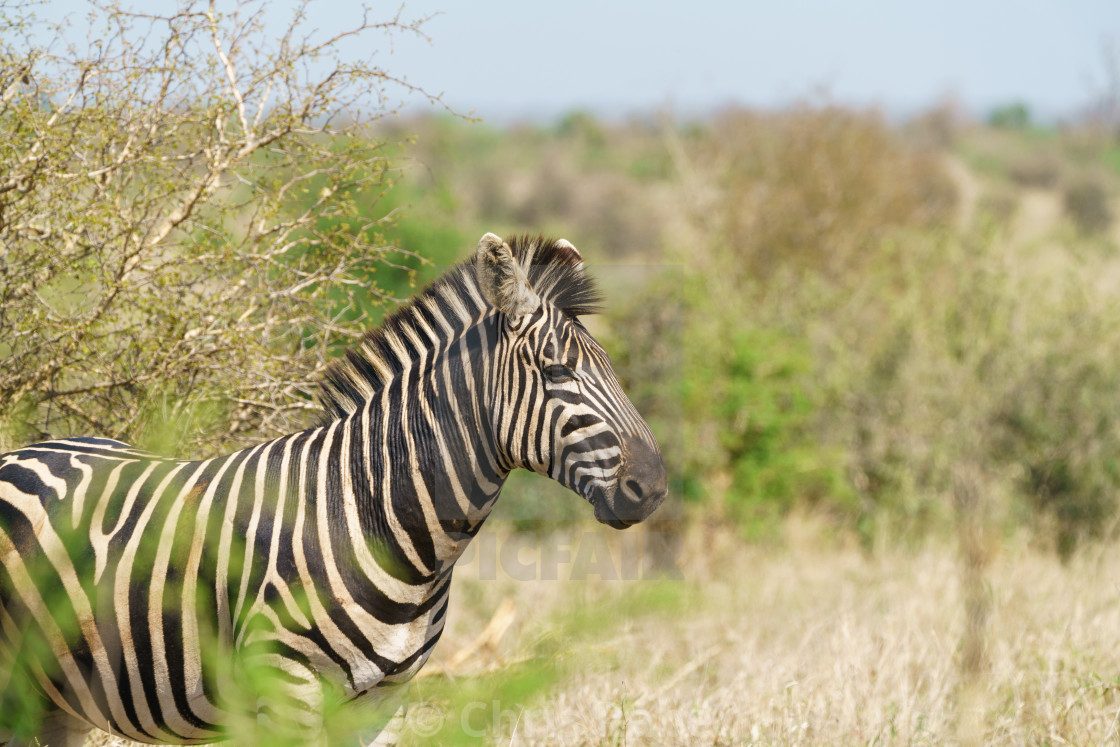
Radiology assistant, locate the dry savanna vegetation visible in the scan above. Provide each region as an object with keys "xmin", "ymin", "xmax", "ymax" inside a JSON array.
[
  {"xmin": 5, "ymin": 2, "xmax": 1120, "ymax": 745},
  {"xmin": 405, "ymin": 523, "xmax": 1120, "ymax": 745}
]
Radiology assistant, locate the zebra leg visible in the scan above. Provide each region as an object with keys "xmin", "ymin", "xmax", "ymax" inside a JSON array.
[
  {"xmin": 250, "ymin": 658, "xmax": 328, "ymax": 745},
  {"xmin": 353, "ymin": 704, "xmax": 406, "ymax": 747}
]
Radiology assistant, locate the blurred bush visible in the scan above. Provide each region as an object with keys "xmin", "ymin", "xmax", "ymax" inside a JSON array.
[
  {"xmin": 903, "ymin": 97, "xmax": 966, "ymax": 152},
  {"xmin": 604, "ymin": 104, "xmax": 1120, "ymax": 553},
  {"xmin": 387, "ymin": 114, "xmax": 675, "ymax": 260},
  {"xmin": 977, "ymin": 183, "xmax": 1020, "ymax": 225},
  {"xmin": 989, "ymin": 102, "xmax": 1033, "ymax": 131},
  {"xmin": 609, "ymin": 270, "xmax": 854, "ymax": 541},
  {"xmin": 1007, "ymin": 152, "xmax": 1064, "ymax": 189},
  {"xmin": 700, "ymin": 105, "xmax": 956, "ymax": 281},
  {"xmin": 1062, "ymin": 172, "xmax": 1115, "ymax": 235}
]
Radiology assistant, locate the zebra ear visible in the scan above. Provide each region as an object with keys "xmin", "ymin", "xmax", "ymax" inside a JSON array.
[
  {"xmin": 474, "ymin": 232, "xmax": 540, "ymax": 321},
  {"xmin": 555, "ymin": 238, "xmax": 582, "ymax": 261}
]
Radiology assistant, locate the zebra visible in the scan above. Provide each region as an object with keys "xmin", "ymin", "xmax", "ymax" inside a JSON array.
[{"xmin": 0, "ymin": 233, "xmax": 667, "ymax": 745}]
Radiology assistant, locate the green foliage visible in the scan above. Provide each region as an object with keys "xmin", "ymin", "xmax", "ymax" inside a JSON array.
[
  {"xmin": 606, "ymin": 105, "xmax": 957, "ymax": 540},
  {"xmin": 131, "ymin": 394, "xmax": 229, "ymax": 456},
  {"xmin": 989, "ymin": 102, "xmax": 1033, "ymax": 130},
  {"xmin": 609, "ymin": 265, "xmax": 853, "ymax": 540},
  {"xmin": 555, "ymin": 109, "xmax": 606, "ymax": 148},
  {"xmin": 379, "ymin": 113, "xmax": 675, "ymax": 258},
  {"xmin": 713, "ymin": 328, "xmax": 855, "ymax": 536},
  {"xmin": 490, "ymin": 471, "xmax": 588, "ymax": 531},
  {"xmin": 375, "ymin": 179, "xmax": 471, "ymax": 291},
  {"xmin": 283, "ymin": 147, "xmax": 471, "ymax": 344},
  {"xmin": 1104, "ymin": 145, "xmax": 1120, "ymax": 176},
  {"xmin": 677, "ymin": 302, "xmax": 854, "ymax": 538},
  {"xmin": 402, "ymin": 660, "xmax": 562, "ymax": 746},
  {"xmin": 991, "ymin": 301, "xmax": 1120, "ymax": 558}
]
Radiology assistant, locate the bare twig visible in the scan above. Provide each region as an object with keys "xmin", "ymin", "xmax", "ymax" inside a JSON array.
[{"xmin": 0, "ymin": 0, "xmax": 446, "ymax": 454}]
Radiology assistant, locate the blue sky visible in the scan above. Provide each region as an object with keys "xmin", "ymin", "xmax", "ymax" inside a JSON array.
[
  {"xmin": 378, "ymin": 0, "xmax": 1120, "ymax": 122},
  {"xmin": 42, "ymin": 1, "xmax": 1120, "ymax": 123}
]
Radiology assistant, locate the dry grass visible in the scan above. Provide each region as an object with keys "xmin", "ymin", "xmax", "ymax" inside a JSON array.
[{"xmin": 412, "ymin": 522, "xmax": 1120, "ymax": 746}]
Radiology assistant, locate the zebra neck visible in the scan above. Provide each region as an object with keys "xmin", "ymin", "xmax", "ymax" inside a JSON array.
[{"xmin": 346, "ymin": 323, "xmax": 509, "ymax": 579}]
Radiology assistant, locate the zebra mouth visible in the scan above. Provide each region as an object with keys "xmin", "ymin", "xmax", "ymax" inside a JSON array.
[{"xmin": 587, "ymin": 491, "xmax": 636, "ymax": 530}]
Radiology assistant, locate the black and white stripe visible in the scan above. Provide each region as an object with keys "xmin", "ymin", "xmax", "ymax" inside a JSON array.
[{"xmin": 0, "ymin": 233, "xmax": 667, "ymax": 745}]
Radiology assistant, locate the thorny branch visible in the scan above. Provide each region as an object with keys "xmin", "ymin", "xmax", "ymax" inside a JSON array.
[{"xmin": 0, "ymin": 0, "xmax": 446, "ymax": 454}]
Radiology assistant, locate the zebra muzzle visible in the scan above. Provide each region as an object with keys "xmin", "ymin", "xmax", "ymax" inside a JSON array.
[{"xmin": 592, "ymin": 439, "xmax": 667, "ymax": 528}]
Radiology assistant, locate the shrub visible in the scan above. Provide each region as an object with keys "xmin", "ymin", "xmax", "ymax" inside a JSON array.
[
  {"xmin": 701, "ymin": 105, "xmax": 957, "ymax": 281},
  {"xmin": 0, "ymin": 2, "xmax": 441, "ymax": 454},
  {"xmin": 1063, "ymin": 173, "xmax": 1114, "ymax": 235},
  {"xmin": 1007, "ymin": 152, "xmax": 1064, "ymax": 188},
  {"xmin": 977, "ymin": 183, "xmax": 1020, "ymax": 225},
  {"xmin": 989, "ymin": 102, "xmax": 1032, "ymax": 130},
  {"xmin": 708, "ymin": 324, "xmax": 855, "ymax": 537},
  {"xmin": 904, "ymin": 98, "xmax": 965, "ymax": 151},
  {"xmin": 992, "ymin": 311, "xmax": 1120, "ymax": 558},
  {"xmin": 822, "ymin": 227, "xmax": 1120, "ymax": 553},
  {"xmin": 609, "ymin": 265, "xmax": 854, "ymax": 541}
]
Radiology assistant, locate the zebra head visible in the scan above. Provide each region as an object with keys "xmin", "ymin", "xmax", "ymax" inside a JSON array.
[{"xmin": 474, "ymin": 233, "xmax": 667, "ymax": 528}]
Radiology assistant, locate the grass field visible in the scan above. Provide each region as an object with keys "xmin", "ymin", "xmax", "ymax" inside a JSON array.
[{"xmin": 366, "ymin": 521, "xmax": 1120, "ymax": 746}]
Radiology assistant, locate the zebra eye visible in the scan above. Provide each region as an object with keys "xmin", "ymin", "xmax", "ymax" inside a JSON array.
[{"xmin": 544, "ymin": 364, "xmax": 576, "ymax": 383}]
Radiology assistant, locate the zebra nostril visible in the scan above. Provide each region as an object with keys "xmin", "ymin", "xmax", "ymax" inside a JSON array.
[{"xmin": 624, "ymin": 477, "xmax": 643, "ymax": 500}]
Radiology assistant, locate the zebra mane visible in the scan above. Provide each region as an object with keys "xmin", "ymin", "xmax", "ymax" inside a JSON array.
[{"xmin": 317, "ymin": 235, "xmax": 603, "ymax": 421}]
